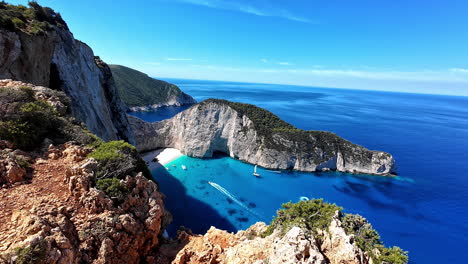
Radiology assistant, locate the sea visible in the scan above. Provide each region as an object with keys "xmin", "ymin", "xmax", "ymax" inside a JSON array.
[{"xmin": 129, "ymin": 79, "xmax": 468, "ymax": 263}]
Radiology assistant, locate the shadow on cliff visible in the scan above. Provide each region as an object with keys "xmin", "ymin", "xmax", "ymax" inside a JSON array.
[{"xmin": 151, "ymin": 164, "xmax": 236, "ymax": 236}]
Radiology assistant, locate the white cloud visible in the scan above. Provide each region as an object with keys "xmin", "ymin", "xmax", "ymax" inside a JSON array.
[
  {"xmin": 166, "ymin": 58, "xmax": 192, "ymax": 61},
  {"xmin": 171, "ymin": 0, "xmax": 313, "ymax": 23},
  {"xmin": 145, "ymin": 62, "xmax": 161, "ymax": 65},
  {"xmin": 450, "ymin": 68, "xmax": 468, "ymax": 74},
  {"xmin": 278, "ymin": 62, "xmax": 292, "ymax": 66},
  {"xmin": 260, "ymin": 58, "xmax": 269, "ymax": 63}
]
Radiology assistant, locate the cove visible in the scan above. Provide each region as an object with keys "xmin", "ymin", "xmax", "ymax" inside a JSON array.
[{"xmin": 130, "ymin": 78, "xmax": 468, "ymax": 263}]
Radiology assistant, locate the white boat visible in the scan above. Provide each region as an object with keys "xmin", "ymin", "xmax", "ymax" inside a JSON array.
[
  {"xmin": 181, "ymin": 165, "xmax": 187, "ymax": 170},
  {"xmin": 253, "ymin": 165, "xmax": 260, "ymax": 177},
  {"xmin": 172, "ymin": 164, "xmax": 176, "ymax": 167},
  {"xmin": 165, "ymin": 167, "xmax": 170, "ymax": 170}
]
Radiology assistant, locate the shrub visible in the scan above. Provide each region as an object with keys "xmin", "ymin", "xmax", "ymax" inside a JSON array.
[
  {"xmin": 0, "ymin": 100, "xmax": 60, "ymax": 149},
  {"xmin": 14, "ymin": 241, "xmax": 47, "ymax": 264},
  {"xmin": 342, "ymin": 214, "xmax": 381, "ymax": 254},
  {"xmin": 378, "ymin": 246, "xmax": 409, "ymax": 264},
  {"xmin": 0, "ymin": 1, "xmax": 68, "ymax": 34},
  {"xmin": 342, "ymin": 214, "xmax": 409, "ymax": 263},
  {"xmin": 263, "ymin": 199, "xmax": 342, "ymax": 237},
  {"xmin": 96, "ymin": 178, "xmax": 128, "ymax": 199},
  {"xmin": 88, "ymin": 141, "xmax": 150, "ymax": 179}
]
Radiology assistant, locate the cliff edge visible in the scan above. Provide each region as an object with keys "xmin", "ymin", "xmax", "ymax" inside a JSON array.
[
  {"xmin": 0, "ymin": 2, "xmax": 133, "ymax": 143},
  {"xmin": 130, "ymin": 99, "xmax": 397, "ymax": 175}
]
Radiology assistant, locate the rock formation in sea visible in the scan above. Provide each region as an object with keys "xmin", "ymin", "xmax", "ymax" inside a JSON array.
[
  {"xmin": 0, "ymin": 4, "xmax": 133, "ymax": 143},
  {"xmin": 129, "ymin": 99, "xmax": 397, "ymax": 175},
  {"xmin": 109, "ymin": 64, "xmax": 196, "ymax": 111}
]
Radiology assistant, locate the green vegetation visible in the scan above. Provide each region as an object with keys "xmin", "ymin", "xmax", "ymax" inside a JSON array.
[
  {"xmin": 379, "ymin": 246, "xmax": 409, "ymax": 264},
  {"xmin": 88, "ymin": 141, "xmax": 150, "ymax": 179},
  {"xmin": 0, "ymin": 86, "xmax": 101, "ymax": 150},
  {"xmin": 109, "ymin": 64, "xmax": 192, "ymax": 108},
  {"xmin": 0, "ymin": 1, "xmax": 68, "ymax": 34},
  {"xmin": 263, "ymin": 200, "xmax": 408, "ymax": 264},
  {"xmin": 263, "ymin": 199, "xmax": 342, "ymax": 237},
  {"xmin": 342, "ymin": 214, "xmax": 408, "ymax": 263},
  {"xmin": 14, "ymin": 241, "xmax": 47, "ymax": 264},
  {"xmin": 0, "ymin": 87, "xmax": 62, "ymax": 149},
  {"xmin": 96, "ymin": 178, "xmax": 128, "ymax": 199}
]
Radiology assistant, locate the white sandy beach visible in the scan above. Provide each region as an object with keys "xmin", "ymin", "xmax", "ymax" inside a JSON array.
[{"xmin": 142, "ymin": 148, "xmax": 183, "ymax": 171}]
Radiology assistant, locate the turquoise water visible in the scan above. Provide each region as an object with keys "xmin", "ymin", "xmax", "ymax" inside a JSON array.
[
  {"xmin": 154, "ymin": 155, "xmax": 412, "ymax": 234},
  {"xmin": 133, "ymin": 79, "xmax": 468, "ymax": 263}
]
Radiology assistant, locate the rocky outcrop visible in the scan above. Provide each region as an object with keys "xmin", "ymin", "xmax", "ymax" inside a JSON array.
[
  {"xmin": 157, "ymin": 216, "xmax": 372, "ymax": 264},
  {"xmin": 0, "ymin": 140, "xmax": 29, "ymax": 186},
  {"xmin": 0, "ymin": 143, "xmax": 169, "ymax": 263},
  {"xmin": 0, "ymin": 26, "xmax": 133, "ymax": 143},
  {"xmin": 129, "ymin": 99, "xmax": 397, "ymax": 175}
]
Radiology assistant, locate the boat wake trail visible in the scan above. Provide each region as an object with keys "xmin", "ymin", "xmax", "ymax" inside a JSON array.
[{"xmin": 208, "ymin": 181, "xmax": 263, "ymax": 219}]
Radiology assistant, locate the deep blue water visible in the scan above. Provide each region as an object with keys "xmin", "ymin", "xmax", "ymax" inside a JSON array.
[{"xmin": 130, "ymin": 79, "xmax": 468, "ymax": 264}]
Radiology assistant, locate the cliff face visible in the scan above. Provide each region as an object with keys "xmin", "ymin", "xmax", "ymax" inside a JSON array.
[
  {"xmin": 109, "ymin": 64, "xmax": 196, "ymax": 112},
  {"xmin": 129, "ymin": 99, "xmax": 396, "ymax": 175},
  {"xmin": 0, "ymin": 27, "xmax": 134, "ymax": 143},
  {"xmin": 157, "ymin": 215, "xmax": 373, "ymax": 264}
]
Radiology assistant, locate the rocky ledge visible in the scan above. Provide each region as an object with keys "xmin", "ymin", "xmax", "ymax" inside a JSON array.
[{"xmin": 129, "ymin": 99, "xmax": 397, "ymax": 175}]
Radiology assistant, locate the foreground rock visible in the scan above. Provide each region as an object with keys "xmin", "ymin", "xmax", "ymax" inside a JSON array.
[
  {"xmin": 0, "ymin": 143, "xmax": 169, "ymax": 263},
  {"xmin": 130, "ymin": 99, "xmax": 397, "ymax": 175},
  {"xmin": 157, "ymin": 217, "xmax": 372, "ymax": 264}
]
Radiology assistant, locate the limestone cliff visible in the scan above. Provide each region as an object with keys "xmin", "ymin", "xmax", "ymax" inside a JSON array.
[
  {"xmin": 0, "ymin": 4, "xmax": 133, "ymax": 143},
  {"xmin": 130, "ymin": 99, "xmax": 397, "ymax": 175},
  {"xmin": 157, "ymin": 216, "xmax": 374, "ymax": 264},
  {"xmin": 109, "ymin": 64, "xmax": 196, "ymax": 111}
]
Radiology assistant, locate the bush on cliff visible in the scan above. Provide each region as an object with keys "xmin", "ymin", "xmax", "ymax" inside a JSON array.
[
  {"xmin": 263, "ymin": 199, "xmax": 342, "ymax": 237},
  {"xmin": 88, "ymin": 141, "xmax": 150, "ymax": 180},
  {"xmin": 0, "ymin": 1, "xmax": 68, "ymax": 34},
  {"xmin": 0, "ymin": 86, "xmax": 100, "ymax": 150},
  {"xmin": 0, "ymin": 87, "xmax": 61, "ymax": 149},
  {"xmin": 96, "ymin": 178, "xmax": 128, "ymax": 200},
  {"xmin": 263, "ymin": 200, "xmax": 408, "ymax": 264}
]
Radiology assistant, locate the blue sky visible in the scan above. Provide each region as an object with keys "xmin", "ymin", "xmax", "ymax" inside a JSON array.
[{"xmin": 9, "ymin": 0, "xmax": 468, "ymax": 95}]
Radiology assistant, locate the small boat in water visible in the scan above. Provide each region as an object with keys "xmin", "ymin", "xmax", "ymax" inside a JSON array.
[
  {"xmin": 253, "ymin": 165, "xmax": 260, "ymax": 177},
  {"xmin": 165, "ymin": 167, "xmax": 170, "ymax": 171},
  {"xmin": 172, "ymin": 164, "xmax": 176, "ymax": 167},
  {"xmin": 181, "ymin": 165, "xmax": 187, "ymax": 170}
]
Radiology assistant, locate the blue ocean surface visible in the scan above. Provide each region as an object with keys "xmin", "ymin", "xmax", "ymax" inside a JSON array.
[{"xmin": 129, "ymin": 79, "xmax": 468, "ymax": 263}]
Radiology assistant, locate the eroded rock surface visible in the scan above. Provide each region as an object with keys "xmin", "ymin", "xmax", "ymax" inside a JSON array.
[
  {"xmin": 0, "ymin": 143, "xmax": 169, "ymax": 264},
  {"xmin": 158, "ymin": 217, "xmax": 372, "ymax": 264}
]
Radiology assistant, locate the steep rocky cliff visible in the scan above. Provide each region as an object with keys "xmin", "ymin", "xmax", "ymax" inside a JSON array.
[
  {"xmin": 129, "ymin": 99, "xmax": 397, "ymax": 175},
  {"xmin": 0, "ymin": 3, "xmax": 133, "ymax": 143},
  {"xmin": 109, "ymin": 65, "xmax": 196, "ymax": 111}
]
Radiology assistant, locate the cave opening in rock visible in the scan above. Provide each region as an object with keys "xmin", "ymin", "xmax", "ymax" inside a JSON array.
[
  {"xmin": 49, "ymin": 63, "xmax": 63, "ymax": 90},
  {"xmin": 212, "ymin": 150, "xmax": 230, "ymax": 159}
]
